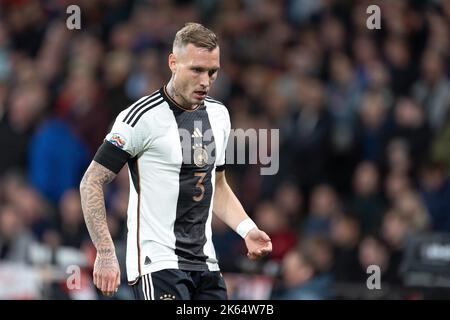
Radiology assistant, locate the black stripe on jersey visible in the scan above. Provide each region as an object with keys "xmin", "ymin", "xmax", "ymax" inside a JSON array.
[
  {"xmin": 123, "ymin": 91, "xmax": 160, "ymax": 124},
  {"xmin": 161, "ymin": 86, "xmax": 217, "ymax": 271},
  {"xmin": 128, "ymin": 157, "xmax": 142, "ymax": 277},
  {"xmin": 126, "ymin": 95, "xmax": 163, "ymax": 126},
  {"xmin": 128, "ymin": 157, "xmax": 140, "ymax": 193},
  {"xmin": 123, "ymin": 91, "xmax": 159, "ymax": 123},
  {"xmin": 93, "ymin": 141, "xmax": 131, "ymax": 174},
  {"xmin": 130, "ymin": 97, "xmax": 164, "ymax": 127},
  {"xmin": 205, "ymin": 97, "xmax": 224, "ymax": 106}
]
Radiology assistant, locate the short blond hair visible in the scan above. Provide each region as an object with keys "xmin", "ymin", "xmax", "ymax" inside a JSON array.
[{"xmin": 173, "ymin": 22, "xmax": 218, "ymax": 52}]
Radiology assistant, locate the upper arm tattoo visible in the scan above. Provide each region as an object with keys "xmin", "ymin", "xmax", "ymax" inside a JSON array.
[{"xmin": 80, "ymin": 161, "xmax": 117, "ymax": 249}]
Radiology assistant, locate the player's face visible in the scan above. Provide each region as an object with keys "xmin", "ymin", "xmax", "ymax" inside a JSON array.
[{"xmin": 170, "ymin": 43, "xmax": 220, "ymax": 107}]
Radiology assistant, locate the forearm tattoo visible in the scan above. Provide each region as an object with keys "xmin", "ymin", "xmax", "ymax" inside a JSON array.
[{"xmin": 80, "ymin": 161, "xmax": 117, "ymax": 250}]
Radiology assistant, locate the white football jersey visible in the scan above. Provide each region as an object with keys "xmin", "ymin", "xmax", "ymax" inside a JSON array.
[{"xmin": 94, "ymin": 86, "xmax": 230, "ymax": 283}]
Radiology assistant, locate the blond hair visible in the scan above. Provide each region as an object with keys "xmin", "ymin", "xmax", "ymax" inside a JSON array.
[{"xmin": 173, "ymin": 22, "xmax": 218, "ymax": 52}]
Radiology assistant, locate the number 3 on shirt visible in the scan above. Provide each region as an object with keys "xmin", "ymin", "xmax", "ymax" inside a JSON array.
[{"xmin": 193, "ymin": 172, "xmax": 206, "ymax": 202}]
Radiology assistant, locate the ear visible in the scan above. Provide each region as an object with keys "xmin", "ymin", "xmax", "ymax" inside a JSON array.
[{"xmin": 168, "ymin": 53, "xmax": 176, "ymax": 73}]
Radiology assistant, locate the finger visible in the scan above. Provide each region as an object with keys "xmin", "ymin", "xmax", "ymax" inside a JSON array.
[
  {"xmin": 114, "ymin": 271, "xmax": 121, "ymax": 292},
  {"xmin": 261, "ymin": 241, "xmax": 272, "ymax": 252},
  {"xmin": 97, "ymin": 274, "xmax": 104, "ymax": 292},
  {"xmin": 247, "ymin": 252, "xmax": 259, "ymax": 260},
  {"xmin": 107, "ymin": 274, "xmax": 116, "ymax": 294},
  {"xmin": 103, "ymin": 279, "xmax": 114, "ymax": 297},
  {"xmin": 101, "ymin": 275, "xmax": 110, "ymax": 293}
]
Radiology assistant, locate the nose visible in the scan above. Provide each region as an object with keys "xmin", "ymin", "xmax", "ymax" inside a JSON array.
[{"xmin": 199, "ymin": 72, "xmax": 210, "ymax": 88}]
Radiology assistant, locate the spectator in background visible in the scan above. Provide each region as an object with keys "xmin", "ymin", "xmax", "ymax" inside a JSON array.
[
  {"xmin": 431, "ymin": 112, "xmax": 450, "ymax": 171},
  {"xmin": 364, "ymin": 60, "xmax": 394, "ymax": 105},
  {"xmin": 349, "ymin": 161, "xmax": 386, "ymax": 235},
  {"xmin": 286, "ymin": 78, "xmax": 331, "ymax": 192},
  {"xmin": 253, "ymin": 201, "xmax": 298, "ymax": 262},
  {"xmin": 394, "ymin": 191, "xmax": 430, "ymax": 233},
  {"xmin": 419, "ymin": 162, "xmax": 450, "ymax": 232},
  {"xmin": 384, "ymin": 170, "xmax": 412, "ymax": 204},
  {"xmin": 273, "ymin": 180, "xmax": 304, "ymax": 229},
  {"xmin": 56, "ymin": 68, "xmax": 110, "ymax": 154},
  {"xmin": 326, "ymin": 52, "xmax": 363, "ymax": 193},
  {"xmin": 28, "ymin": 118, "xmax": 90, "ymax": 204},
  {"xmin": 9, "ymin": 185, "xmax": 54, "ymax": 242},
  {"xmin": 327, "ymin": 52, "xmax": 362, "ymax": 152},
  {"xmin": 272, "ymin": 246, "xmax": 332, "ymax": 300},
  {"xmin": 358, "ymin": 234, "xmax": 401, "ymax": 286},
  {"xmin": 352, "ymin": 35, "xmax": 380, "ymax": 91},
  {"xmin": 301, "ymin": 236, "xmax": 334, "ymax": 286},
  {"xmin": 331, "ymin": 214, "xmax": 362, "ymax": 283},
  {"xmin": 384, "ymin": 139, "xmax": 413, "ymax": 178},
  {"xmin": 103, "ymin": 49, "xmax": 133, "ymax": 121},
  {"xmin": 303, "ymin": 184, "xmax": 340, "ymax": 237},
  {"xmin": 357, "ymin": 91, "xmax": 390, "ymax": 164},
  {"xmin": 412, "ymin": 50, "xmax": 450, "ymax": 131},
  {"xmin": 383, "ymin": 36, "xmax": 417, "ymax": 97},
  {"xmin": 383, "ymin": 98, "xmax": 432, "ymax": 177},
  {"xmin": 0, "ymin": 82, "xmax": 48, "ymax": 175},
  {"xmin": 381, "ymin": 208, "xmax": 411, "ymax": 282},
  {"xmin": 57, "ymin": 189, "xmax": 89, "ymax": 249},
  {"xmin": 0, "ymin": 205, "xmax": 35, "ymax": 262}
]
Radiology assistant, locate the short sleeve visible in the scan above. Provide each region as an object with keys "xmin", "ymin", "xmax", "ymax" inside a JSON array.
[
  {"xmin": 104, "ymin": 111, "xmax": 144, "ymax": 158},
  {"xmin": 93, "ymin": 108, "xmax": 147, "ymax": 173},
  {"xmin": 216, "ymin": 107, "xmax": 231, "ymax": 171}
]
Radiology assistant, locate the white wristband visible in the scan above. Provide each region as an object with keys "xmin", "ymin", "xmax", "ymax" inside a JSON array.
[{"xmin": 236, "ymin": 218, "xmax": 257, "ymax": 239}]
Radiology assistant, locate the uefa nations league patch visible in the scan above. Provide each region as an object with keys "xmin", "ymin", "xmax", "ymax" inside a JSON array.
[{"xmin": 109, "ymin": 133, "xmax": 126, "ymax": 149}]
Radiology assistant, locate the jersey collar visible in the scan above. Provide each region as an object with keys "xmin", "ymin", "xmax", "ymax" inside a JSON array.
[{"xmin": 161, "ymin": 86, "xmax": 205, "ymax": 112}]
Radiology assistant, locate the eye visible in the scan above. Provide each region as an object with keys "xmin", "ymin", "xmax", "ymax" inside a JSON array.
[
  {"xmin": 208, "ymin": 69, "xmax": 218, "ymax": 77},
  {"xmin": 192, "ymin": 68, "xmax": 203, "ymax": 73}
]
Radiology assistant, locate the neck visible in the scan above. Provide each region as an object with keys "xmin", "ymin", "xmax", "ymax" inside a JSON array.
[{"xmin": 166, "ymin": 79, "xmax": 198, "ymax": 110}]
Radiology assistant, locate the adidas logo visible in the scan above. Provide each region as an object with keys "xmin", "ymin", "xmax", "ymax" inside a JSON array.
[
  {"xmin": 144, "ymin": 256, "xmax": 151, "ymax": 265},
  {"xmin": 191, "ymin": 128, "xmax": 203, "ymax": 138}
]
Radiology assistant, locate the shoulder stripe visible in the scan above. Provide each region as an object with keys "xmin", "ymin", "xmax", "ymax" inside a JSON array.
[
  {"xmin": 125, "ymin": 95, "xmax": 162, "ymax": 125},
  {"xmin": 205, "ymin": 97, "xmax": 224, "ymax": 106},
  {"xmin": 123, "ymin": 96, "xmax": 151, "ymax": 123},
  {"xmin": 130, "ymin": 97, "xmax": 164, "ymax": 127},
  {"xmin": 123, "ymin": 91, "xmax": 160, "ymax": 123}
]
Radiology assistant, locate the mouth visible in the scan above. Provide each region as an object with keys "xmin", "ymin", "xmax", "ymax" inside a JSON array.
[{"xmin": 193, "ymin": 90, "xmax": 207, "ymax": 100}]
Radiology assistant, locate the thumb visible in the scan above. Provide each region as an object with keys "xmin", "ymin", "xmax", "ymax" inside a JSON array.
[{"xmin": 259, "ymin": 230, "xmax": 271, "ymax": 242}]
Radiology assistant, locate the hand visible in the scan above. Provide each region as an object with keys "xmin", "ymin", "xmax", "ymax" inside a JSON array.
[
  {"xmin": 93, "ymin": 247, "xmax": 121, "ymax": 297},
  {"xmin": 244, "ymin": 228, "xmax": 272, "ymax": 260}
]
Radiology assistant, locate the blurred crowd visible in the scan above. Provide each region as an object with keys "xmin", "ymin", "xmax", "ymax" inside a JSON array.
[{"xmin": 1, "ymin": 0, "xmax": 450, "ymax": 299}]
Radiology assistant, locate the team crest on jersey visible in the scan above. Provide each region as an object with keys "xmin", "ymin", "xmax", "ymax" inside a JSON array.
[
  {"xmin": 192, "ymin": 127, "xmax": 208, "ymax": 167},
  {"xmin": 193, "ymin": 143, "xmax": 208, "ymax": 167},
  {"xmin": 109, "ymin": 133, "xmax": 126, "ymax": 149}
]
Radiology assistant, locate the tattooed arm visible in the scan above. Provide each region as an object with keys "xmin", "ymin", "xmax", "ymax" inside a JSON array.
[{"xmin": 80, "ymin": 161, "xmax": 120, "ymax": 296}]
